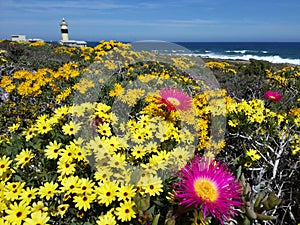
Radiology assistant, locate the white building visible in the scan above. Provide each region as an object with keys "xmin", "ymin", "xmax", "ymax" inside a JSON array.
[
  {"xmin": 11, "ymin": 35, "xmax": 44, "ymax": 43},
  {"xmin": 11, "ymin": 35, "xmax": 27, "ymax": 42}
]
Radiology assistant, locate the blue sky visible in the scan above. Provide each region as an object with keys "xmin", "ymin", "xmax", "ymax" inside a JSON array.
[{"xmin": 0, "ymin": 0, "xmax": 300, "ymax": 42}]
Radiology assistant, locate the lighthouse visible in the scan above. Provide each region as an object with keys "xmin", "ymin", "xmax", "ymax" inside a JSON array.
[
  {"xmin": 60, "ymin": 18, "xmax": 69, "ymax": 41},
  {"xmin": 58, "ymin": 18, "xmax": 87, "ymax": 47}
]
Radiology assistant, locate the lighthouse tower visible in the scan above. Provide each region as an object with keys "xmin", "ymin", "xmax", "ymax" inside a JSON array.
[{"xmin": 60, "ymin": 18, "xmax": 69, "ymax": 41}]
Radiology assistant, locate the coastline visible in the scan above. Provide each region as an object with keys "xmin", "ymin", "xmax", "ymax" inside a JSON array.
[{"xmin": 200, "ymin": 56, "xmax": 299, "ymax": 67}]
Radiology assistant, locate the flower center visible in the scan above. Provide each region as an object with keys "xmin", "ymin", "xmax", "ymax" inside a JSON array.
[
  {"xmin": 167, "ymin": 97, "xmax": 180, "ymax": 106},
  {"xmin": 194, "ymin": 178, "xmax": 218, "ymax": 202},
  {"xmin": 269, "ymin": 95, "xmax": 276, "ymax": 100}
]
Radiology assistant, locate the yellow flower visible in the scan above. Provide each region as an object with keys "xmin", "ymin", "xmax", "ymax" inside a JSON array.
[
  {"xmin": 22, "ymin": 126, "xmax": 36, "ymax": 141},
  {"xmin": 0, "ymin": 155, "xmax": 12, "ymax": 176},
  {"xmin": 95, "ymin": 180, "xmax": 118, "ymax": 206},
  {"xmin": 244, "ymin": 161, "xmax": 252, "ymax": 167},
  {"xmin": 148, "ymin": 150, "xmax": 171, "ymax": 170},
  {"xmin": 131, "ymin": 144, "xmax": 147, "ymax": 159},
  {"xmin": 73, "ymin": 78, "xmax": 95, "ymax": 94},
  {"xmin": 60, "ymin": 175, "xmax": 80, "ymax": 194},
  {"xmin": 96, "ymin": 212, "xmax": 117, "ymax": 225},
  {"xmin": 20, "ymin": 186, "xmax": 38, "ymax": 203},
  {"xmin": 117, "ymin": 88, "xmax": 145, "ymax": 106},
  {"xmin": 14, "ymin": 149, "xmax": 34, "ymax": 169},
  {"xmin": 0, "ymin": 76, "xmax": 15, "ymax": 93},
  {"xmin": 107, "ymin": 153, "xmax": 126, "ymax": 169},
  {"xmin": 62, "ymin": 121, "xmax": 82, "ymax": 135},
  {"xmin": 54, "ymin": 106, "xmax": 70, "ymax": 119},
  {"xmin": 57, "ymin": 159, "xmax": 76, "ymax": 176},
  {"xmin": 171, "ymin": 146, "xmax": 191, "ymax": 168},
  {"xmin": 55, "ymin": 87, "xmax": 72, "ymax": 103},
  {"xmin": 44, "ymin": 140, "xmax": 62, "ymax": 159},
  {"xmin": 59, "ymin": 144, "xmax": 77, "ymax": 162},
  {"xmin": 4, "ymin": 182, "xmax": 25, "ymax": 201},
  {"xmin": 35, "ymin": 120, "xmax": 52, "ymax": 134},
  {"xmin": 228, "ymin": 119, "xmax": 239, "ymax": 127},
  {"xmin": 31, "ymin": 201, "xmax": 48, "ymax": 213},
  {"xmin": 23, "ymin": 211, "xmax": 50, "ymax": 225},
  {"xmin": 139, "ymin": 174, "xmax": 163, "ymax": 196},
  {"xmin": 109, "ymin": 83, "xmax": 124, "ymax": 97},
  {"xmin": 97, "ymin": 122, "xmax": 112, "ymax": 137},
  {"xmin": 116, "ymin": 184, "xmax": 136, "ymax": 202},
  {"xmin": 73, "ymin": 193, "xmax": 96, "ymax": 211},
  {"xmin": 8, "ymin": 122, "xmax": 21, "ymax": 132},
  {"xmin": 75, "ymin": 178, "xmax": 95, "ymax": 195},
  {"xmin": 57, "ymin": 204, "xmax": 69, "ymax": 217},
  {"xmin": 0, "ymin": 168, "xmax": 15, "ymax": 183},
  {"xmin": 115, "ymin": 201, "xmax": 136, "ymax": 222},
  {"xmin": 246, "ymin": 149, "xmax": 261, "ymax": 161},
  {"xmin": 94, "ymin": 168, "xmax": 113, "ymax": 182},
  {"xmin": 38, "ymin": 182, "xmax": 59, "ymax": 200},
  {"xmin": 5, "ymin": 201, "xmax": 31, "ymax": 225}
]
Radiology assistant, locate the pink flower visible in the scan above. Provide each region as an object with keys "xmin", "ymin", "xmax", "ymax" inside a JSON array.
[
  {"xmin": 156, "ymin": 88, "xmax": 192, "ymax": 112},
  {"xmin": 264, "ymin": 91, "xmax": 282, "ymax": 102},
  {"xmin": 174, "ymin": 156, "xmax": 242, "ymax": 224}
]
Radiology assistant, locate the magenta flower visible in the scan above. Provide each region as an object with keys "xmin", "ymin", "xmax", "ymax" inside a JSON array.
[
  {"xmin": 264, "ymin": 91, "xmax": 282, "ymax": 102},
  {"xmin": 156, "ymin": 88, "xmax": 192, "ymax": 112},
  {"xmin": 174, "ymin": 155, "xmax": 242, "ymax": 224}
]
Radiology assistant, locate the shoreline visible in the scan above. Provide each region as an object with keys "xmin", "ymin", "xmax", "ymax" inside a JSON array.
[{"xmin": 200, "ymin": 56, "xmax": 299, "ymax": 67}]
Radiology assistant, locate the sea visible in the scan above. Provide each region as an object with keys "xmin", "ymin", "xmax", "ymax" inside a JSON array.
[{"xmin": 87, "ymin": 41, "xmax": 300, "ymax": 65}]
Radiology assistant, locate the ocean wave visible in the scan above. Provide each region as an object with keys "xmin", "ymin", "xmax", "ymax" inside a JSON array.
[
  {"xmin": 224, "ymin": 49, "xmax": 269, "ymax": 54},
  {"xmin": 198, "ymin": 53, "xmax": 300, "ymax": 65},
  {"xmin": 225, "ymin": 50, "xmax": 248, "ymax": 54}
]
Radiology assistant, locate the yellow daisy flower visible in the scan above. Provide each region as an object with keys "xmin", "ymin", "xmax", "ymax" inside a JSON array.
[
  {"xmin": 73, "ymin": 193, "xmax": 96, "ymax": 211},
  {"xmin": 14, "ymin": 149, "xmax": 34, "ymax": 169},
  {"xmin": 8, "ymin": 122, "xmax": 21, "ymax": 132},
  {"xmin": 22, "ymin": 126, "xmax": 36, "ymax": 141},
  {"xmin": 96, "ymin": 213, "xmax": 117, "ymax": 225},
  {"xmin": 95, "ymin": 180, "xmax": 118, "ymax": 206},
  {"xmin": 60, "ymin": 175, "xmax": 80, "ymax": 194},
  {"xmin": 4, "ymin": 181, "xmax": 25, "ymax": 201},
  {"xmin": 62, "ymin": 121, "xmax": 82, "ymax": 135},
  {"xmin": 54, "ymin": 105, "xmax": 70, "ymax": 119},
  {"xmin": 131, "ymin": 144, "xmax": 147, "ymax": 159},
  {"xmin": 57, "ymin": 204, "xmax": 69, "ymax": 218},
  {"xmin": 23, "ymin": 211, "xmax": 50, "ymax": 225},
  {"xmin": 5, "ymin": 201, "xmax": 31, "ymax": 225},
  {"xmin": 57, "ymin": 159, "xmax": 76, "ymax": 176},
  {"xmin": 38, "ymin": 182, "xmax": 59, "ymax": 200},
  {"xmin": 44, "ymin": 140, "xmax": 62, "ymax": 159},
  {"xmin": 35, "ymin": 120, "xmax": 52, "ymax": 134},
  {"xmin": 115, "ymin": 201, "xmax": 136, "ymax": 222},
  {"xmin": 75, "ymin": 178, "xmax": 95, "ymax": 195},
  {"xmin": 20, "ymin": 186, "xmax": 38, "ymax": 203},
  {"xmin": 246, "ymin": 149, "xmax": 261, "ymax": 161},
  {"xmin": 0, "ymin": 155, "xmax": 12, "ymax": 176},
  {"xmin": 97, "ymin": 122, "xmax": 112, "ymax": 137},
  {"xmin": 31, "ymin": 201, "xmax": 48, "ymax": 213},
  {"xmin": 139, "ymin": 174, "xmax": 163, "ymax": 197},
  {"xmin": 116, "ymin": 184, "xmax": 136, "ymax": 201}
]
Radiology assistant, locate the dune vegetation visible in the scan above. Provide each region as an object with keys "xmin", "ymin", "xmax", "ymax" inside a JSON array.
[{"xmin": 0, "ymin": 40, "xmax": 299, "ymax": 225}]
